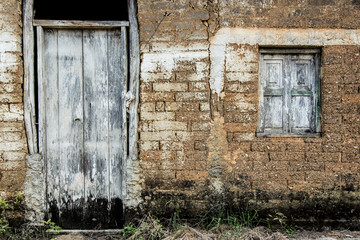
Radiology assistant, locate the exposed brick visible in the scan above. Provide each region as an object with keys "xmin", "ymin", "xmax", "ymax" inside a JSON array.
[
  {"xmin": 176, "ymin": 112, "xmax": 210, "ymax": 121},
  {"xmin": 140, "ymin": 102, "xmax": 155, "ymax": 112},
  {"xmin": 153, "ymin": 121, "xmax": 188, "ymax": 131},
  {"xmin": 251, "ymin": 142, "xmax": 287, "ymax": 152},
  {"xmin": 139, "ymin": 141, "xmax": 160, "ymax": 151},
  {"xmin": 199, "ymin": 102, "xmax": 210, "ymax": 111},
  {"xmin": 326, "ymin": 163, "xmax": 360, "ymax": 173},
  {"xmin": 141, "ymin": 92, "xmax": 174, "ymax": 102},
  {"xmin": 155, "ymin": 102, "xmax": 165, "ymax": 112},
  {"xmin": 252, "ymin": 180, "xmax": 288, "ymax": 191},
  {"xmin": 253, "ymin": 160, "xmax": 289, "ymax": 172},
  {"xmin": 269, "ymin": 152, "xmax": 305, "ymax": 162},
  {"xmin": 140, "ymin": 112, "xmax": 175, "ymax": 121},
  {"xmin": 153, "ymin": 82, "xmax": 188, "ymax": 92},
  {"xmin": 175, "ymin": 92, "xmax": 209, "ymax": 102},
  {"xmin": 191, "ymin": 122, "xmax": 210, "ymax": 131}
]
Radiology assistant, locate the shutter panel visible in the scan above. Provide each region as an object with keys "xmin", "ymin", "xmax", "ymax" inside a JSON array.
[
  {"xmin": 289, "ymin": 55, "xmax": 316, "ymax": 134},
  {"xmin": 258, "ymin": 49, "xmax": 320, "ymax": 137},
  {"xmin": 259, "ymin": 55, "xmax": 285, "ymax": 134}
]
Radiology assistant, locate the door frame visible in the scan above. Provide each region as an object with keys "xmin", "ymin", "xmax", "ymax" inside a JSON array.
[{"xmin": 23, "ymin": 0, "xmax": 140, "ymax": 223}]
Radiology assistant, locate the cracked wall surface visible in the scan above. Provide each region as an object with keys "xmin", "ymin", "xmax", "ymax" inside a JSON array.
[
  {"xmin": 137, "ymin": 0, "xmax": 360, "ymax": 222},
  {"xmin": 1, "ymin": 0, "xmax": 360, "ymax": 224}
]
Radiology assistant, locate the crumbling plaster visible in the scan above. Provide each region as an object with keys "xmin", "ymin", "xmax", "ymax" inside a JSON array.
[{"xmin": 209, "ymin": 28, "xmax": 360, "ymax": 96}]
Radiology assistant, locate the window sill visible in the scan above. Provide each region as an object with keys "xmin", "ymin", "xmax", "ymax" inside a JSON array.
[{"xmin": 256, "ymin": 132, "xmax": 321, "ymax": 138}]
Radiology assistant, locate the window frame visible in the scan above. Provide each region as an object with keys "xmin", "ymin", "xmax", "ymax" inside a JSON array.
[{"xmin": 256, "ymin": 48, "xmax": 321, "ymax": 138}]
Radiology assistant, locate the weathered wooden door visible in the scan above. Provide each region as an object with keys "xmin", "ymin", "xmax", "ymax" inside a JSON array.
[{"xmin": 37, "ymin": 24, "xmax": 128, "ymax": 229}]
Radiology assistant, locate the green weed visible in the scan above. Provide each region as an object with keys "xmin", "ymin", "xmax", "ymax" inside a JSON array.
[
  {"xmin": 122, "ymin": 223, "xmax": 136, "ymax": 237},
  {"xmin": 269, "ymin": 212, "xmax": 299, "ymax": 237},
  {"xmin": 43, "ymin": 219, "xmax": 62, "ymax": 235},
  {"xmin": 205, "ymin": 204, "xmax": 261, "ymax": 232}
]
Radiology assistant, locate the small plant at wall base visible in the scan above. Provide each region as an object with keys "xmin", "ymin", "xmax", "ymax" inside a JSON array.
[
  {"xmin": 0, "ymin": 197, "xmax": 13, "ymax": 237},
  {"xmin": 43, "ymin": 219, "xmax": 62, "ymax": 235},
  {"xmin": 269, "ymin": 212, "xmax": 300, "ymax": 237}
]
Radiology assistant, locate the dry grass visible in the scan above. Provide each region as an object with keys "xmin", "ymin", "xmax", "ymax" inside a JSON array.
[{"xmin": 120, "ymin": 214, "xmax": 289, "ymax": 240}]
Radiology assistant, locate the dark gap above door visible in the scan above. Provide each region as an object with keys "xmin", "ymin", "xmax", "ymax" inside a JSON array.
[{"xmin": 34, "ymin": 0, "xmax": 128, "ymax": 21}]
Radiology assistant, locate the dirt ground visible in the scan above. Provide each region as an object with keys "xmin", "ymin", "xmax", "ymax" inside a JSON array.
[{"xmin": 54, "ymin": 228, "xmax": 360, "ymax": 240}]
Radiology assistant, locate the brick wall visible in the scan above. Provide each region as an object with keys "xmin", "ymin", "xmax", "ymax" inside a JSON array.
[
  {"xmin": 138, "ymin": 0, "xmax": 360, "ymax": 221},
  {"xmin": 0, "ymin": 0, "xmax": 359, "ymax": 223},
  {"xmin": 0, "ymin": 0, "xmax": 26, "ymax": 199}
]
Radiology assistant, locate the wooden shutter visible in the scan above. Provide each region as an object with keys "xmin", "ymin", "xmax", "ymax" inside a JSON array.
[
  {"xmin": 257, "ymin": 49, "xmax": 320, "ymax": 137},
  {"xmin": 289, "ymin": 54, "xmax": 316, "ymax": 134},
  {"xmin": 258, "ymin": 54, "xmax": 286, "ymax": 134}
]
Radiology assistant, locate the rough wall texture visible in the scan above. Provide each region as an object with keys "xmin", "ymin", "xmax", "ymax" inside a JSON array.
[
  {"xmin": 137, "ymin": 0, "xmax": 360, "ymax": 223},
  {"xmin": 0, "ymin": 0, "xmax": 26, "ymax": 200},
  {"xmin": 1, "ymin": 0, "xmax": 360, "ymax": 225}
]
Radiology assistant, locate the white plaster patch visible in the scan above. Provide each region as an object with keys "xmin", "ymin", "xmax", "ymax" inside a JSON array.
[
  {"xmin": 141, "ymin": 51, "xmax": 209, "ymax": 82},
  {"xmin": 209, "ymin": 43, "xmax": 226, "ymax": 94}
]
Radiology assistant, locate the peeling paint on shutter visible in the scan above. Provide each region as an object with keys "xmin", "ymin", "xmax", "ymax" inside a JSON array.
[{"xmin": 257, "ymin": 49, "xmax": 320, "ymax": 137}]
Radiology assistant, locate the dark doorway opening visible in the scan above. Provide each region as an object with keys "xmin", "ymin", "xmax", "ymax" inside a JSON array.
[{"xmin": 34, "ymin": 0, "xmax": 128, "ymax": 21}]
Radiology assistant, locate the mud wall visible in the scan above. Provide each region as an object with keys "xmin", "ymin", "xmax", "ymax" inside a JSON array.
[
  {"xmin": 0, "ymin": 0, "xmax": 26, "ymax": 199},
  {"xmin": 137, "ymin": 0, "xmax": 360, "ymax": 222}
]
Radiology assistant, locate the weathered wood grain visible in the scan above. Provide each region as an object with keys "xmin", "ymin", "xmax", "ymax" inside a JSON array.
[
  {"xmin": 33, "ymin": 20, "xmax": 129, "ymax": 28},
  {"xmin": 39, "ymin": 27, "xmax": 127, "ymax": 226},
  {"xmin": 57, "ymin": 30, "xmax": 84, "ymax": 216},
  {"xmin": 23, "ymin": 0, "xmax": 38, "ymax": 154},
  {"xmin": 125, "ymin": 0, "xmax": 140, "ymax": 204},
  {"xmin": 83, "ymin": 29, "xmax": 110, "ymax": 201},
  {"xmin": 257, "ymin": 49, "xmax": 320, "ymax": 137}
]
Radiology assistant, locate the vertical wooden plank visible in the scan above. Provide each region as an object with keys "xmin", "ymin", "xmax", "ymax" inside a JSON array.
[
  {"xmin": 264, "ymin": 96, "xmax": 283, "ymax": 130},
  {"xmin": 120, "ymin": 26, "xmax": 128, "ymax": 194},
  {"xmin": 127, "ymin": 0, "xmax": 141, "ymax": 205},
  {"xmin": 283, "ymin": 55, "xmax": 290, "ymax": 133},
  {"xmin": 41, "ymin": 28, "xmax": 62, "ymax": 221},
  {"xmin": 314, "ymin": 53, "xmax": 321, "ymax": 133},
  {"xmin": 36, "ymin": 26, "xmax": 46, "ymax": 167},
  {"xmin": 83, "ymin": 30, "xmax": 109, "ymax": 208},
  {"xmin": 107, "ymin": 28, "xmax": 125, "ymax": 201},
  {"xmin": 260, "ymin": 57, "xmax": 285, "ymax": 133},
  {"xmin": 23, "ymin": 0, "xmax": 38, "ymax": 154},
  {"xmin": 257, "ymin": 54, "xmax": 265, "ymax": 133},
  {"xmin": 57, "ymin": 29, "xmax": 84, "ymax": 226},
  {"xmin": 290, "ymin": 56, "xmax": 315, "ymax": 133},
  {"xmin": 107, "ymin": 28, "xmax": 126, "ymax": 226}
]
